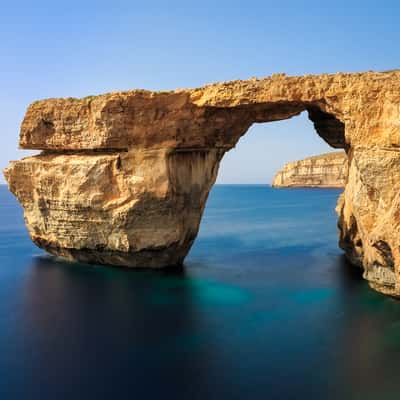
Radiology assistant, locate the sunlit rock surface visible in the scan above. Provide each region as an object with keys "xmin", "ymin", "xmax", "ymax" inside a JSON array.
[
  {"xmin": 272, "ymin": 151, "xmax": 347, "ymax": 188},
  {"xmin": 4, "ymin": 70, "xmax": 400, "ymax": 297}
]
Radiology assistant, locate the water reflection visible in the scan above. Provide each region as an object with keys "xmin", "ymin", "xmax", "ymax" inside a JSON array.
[
  {"xmin": 18, "ymin": 255, "xmax": 259, "ymax": 399},
  {"xmin": 2, "ymin": 186, "xmax": 400, "ymax": 399},
  {"xmin": 332, "ymin": 257, "xmax": 400, "ymax": 400},
  {"xmin": 16, "ymin": 252, "xmax": 373, "ymax": 400}
]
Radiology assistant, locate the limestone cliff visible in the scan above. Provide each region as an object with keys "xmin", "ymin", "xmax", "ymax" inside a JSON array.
[
  {"xmin": 272, "ymin": 152, "xmax": 347, "ymax": 188},
  {"xmin": 5, "ymin": 70, "xmax": 400, "ymax": 297}
]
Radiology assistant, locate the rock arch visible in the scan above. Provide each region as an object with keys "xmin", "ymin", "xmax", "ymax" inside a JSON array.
[{"xmin": 4, "ymin": 71, "xmax": 400, "ymax": 296}]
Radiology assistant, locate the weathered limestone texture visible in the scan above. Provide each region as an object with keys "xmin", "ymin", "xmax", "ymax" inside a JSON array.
[
  {"xmin": 272, "ymin": 151, "xmax": 347, "ymax": 187},
  {"xmin": 4, "ymin": 71, "xmax": 400, "ymax": 296}
]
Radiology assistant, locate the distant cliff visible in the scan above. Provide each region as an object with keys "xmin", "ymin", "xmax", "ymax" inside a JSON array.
[{"xmin": 272, "ymin": 152, "xmax": 347, "ymax": 188}]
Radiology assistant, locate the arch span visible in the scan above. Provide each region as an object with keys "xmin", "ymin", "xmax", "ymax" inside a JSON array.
[{"xmin": 4, "ymin": 71, "xmax": 400, "ymax": 296}]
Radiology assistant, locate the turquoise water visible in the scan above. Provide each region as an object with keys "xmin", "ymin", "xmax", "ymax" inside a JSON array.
[{"xmin": 1, "ymin": 184, "xmax": 400, "ymax": 399}]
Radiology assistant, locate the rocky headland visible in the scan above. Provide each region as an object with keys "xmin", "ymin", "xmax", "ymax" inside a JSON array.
[
  {"xmin": 4, "ymin": 70, "xmax": 400, "ymax": 297},
  {"xmin": 272, "ymin": 151, "xmax": 347, "ymax": 188}
]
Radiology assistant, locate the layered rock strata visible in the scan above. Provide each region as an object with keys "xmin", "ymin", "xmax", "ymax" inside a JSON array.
[
  {"xmin": 272, "ymin": 151, "xmax": 347, "ymax": 187},
  {"xmin": 5, "ymin": 70, "xmax": 400, "ymax": 297}
]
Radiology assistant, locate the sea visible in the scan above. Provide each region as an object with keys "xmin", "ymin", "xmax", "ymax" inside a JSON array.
[{"xmin": 1, "ymin": 184, "xmax": 400, "ymax": 400}]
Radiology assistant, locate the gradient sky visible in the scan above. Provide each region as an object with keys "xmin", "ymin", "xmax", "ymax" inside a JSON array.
[{"xmin": 1, "ymin": 0, "xmax": 399, "ymax": 183}]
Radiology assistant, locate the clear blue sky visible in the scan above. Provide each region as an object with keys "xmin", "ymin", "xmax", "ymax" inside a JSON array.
[{"xmin": 1, "ymin": 0, "xmax": 399, "ymax": 183}]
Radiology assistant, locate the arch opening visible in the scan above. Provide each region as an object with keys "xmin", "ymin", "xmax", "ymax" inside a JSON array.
[
  {"xmin": 215, "ymin": 107, "xmax": 346, "ymax": 185},
  {"xmin": 190, "ymin": 108, "xmax": 349, "ymax": 281}
]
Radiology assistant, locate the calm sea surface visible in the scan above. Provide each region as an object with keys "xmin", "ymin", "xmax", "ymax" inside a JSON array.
[{"xmin": 1, "ymin": 184, "xmax": 400, "ymax": 399}]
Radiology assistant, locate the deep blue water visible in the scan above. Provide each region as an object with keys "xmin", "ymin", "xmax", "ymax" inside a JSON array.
[{"xmin": 1, "ymin": 184, "xmax": 400, "ymax": 399}]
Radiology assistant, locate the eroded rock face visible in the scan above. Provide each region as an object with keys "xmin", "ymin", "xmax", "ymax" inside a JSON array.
[
  {"xmin": 4, "ymin": 71, "xmax": 400, "ymax": 296},
  {"xmin": 272, "ymin": 151, "xmax": 347, "ymax": 188}
]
